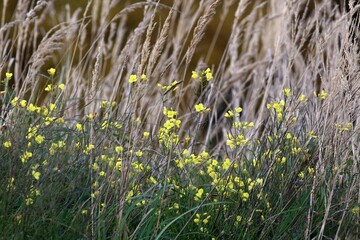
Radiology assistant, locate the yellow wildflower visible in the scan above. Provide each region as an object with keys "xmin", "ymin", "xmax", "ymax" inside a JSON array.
[
  {"xmin": 203, "ymin": 215, "xmax": 211, "ymax": 224},
  {"xmin": 83, "ymin": 144, "xmax": 95, "ymax": 155},
  {"xmin": 242, "ymin": 192, "xmax": 250, "ymax": 201},
  {"xmin": 5, "ymin": 72, "xmax": 13, "ymax": 80},
  {"xmin": 194, "ymin": 213, "xmax": 200, "ymax": 224},
  {"xmin": 205, "ymin": 68, "xmax": 213, "ymax": 81},
  {"xmin": 351, "ymin": 207, "xmax": 359, "ymax": 215},
  {"xmin": 49, "ymin": 103, "xmax": 56, "ymax": 112},
  {"xmin": 224, "ymin": 110, "xmax": 234, "ymax": 118},
  {"xmin": 314, "ymin": 90, "xmax": 327, "ymax": 100},
  {"xmin": 27, "ymin": 103, "xmax": 38, "ymax": 112},
  {"xmin": 128, "ymin": 74, "xmax": 137, "ymax": 83},
  {"xmin": 20, "ymin": 100, "xmax": 27, "ymax": 108},
  {"xmin": 308, "ymin": 130, "xmax": 317, "ymax": 139},
  {"xmin": 115, "ymin": 159, "xmax": 122, "ymax": 170},
  {"xmin": 6, "ymin": 177, "xmax": 15, "ymax": 191},
  {"xmin": 163, "ymin": 107, "xmax": 177, "ymax": 119},
  {"xmin": 87, "ymin": 113, "xmax": 96, "ymax": 120},
  {"xmin": 20, "ymin": 151, "xmax": 33, "ymax": 164},
  {"xmin": 76, "ymin": 123, "xmax": 83, "ymax": 132},
  {"xmin": 4, "ymin": 141, "xmax": 12, "ymax": 148},
  {"xmin": 11, "ymin": 97, "xmax": 18, "ymax": 106},
  {"xmin": 44, "ymin": 84, "xmax": 52, "ymax": 92},
  {"xmin": 58, "ymin": 141, "xmax": 65, "ymax": 148},
  {"xmin": 32, "ymin": 170, "xmax": 41, "ymax": 180},
  {"xmin": 47, "ymin": 68, "xmax": 56, "ymax": 76},
  {"xmin": 58, "ymin": 83, "xmax": 65, "ymax": 90},
  {"xmin": 299, "ymin": 94, "xmax": 307, "ymax": 102},
  {"xmin": 222, "ymin": 158, "xmax": 231, "ymax": 170},
  {"xmin": 35, "ymin": 135, "xmax": 45, "ymax": 144},
  {"xmin": 319, "ymin": 90, "xmax": 327, "ymax": 100},
  {"xmin": 25, "ymin": 198, "xmax": 34, "ymax": 205},
  {"xmin": 195, "ymin": 103, "xmax": 210, "ymax": 113},
  {"xmin": 92, "ymin": 161, "xmax": 99, "ymax": 171},
  {"xmin": 191, "ymin": 71, "xmax": 199, "ymax": 79},
  {"xmin": 194, "ymin": 188, "xmax": 204, "ymax": 201},
  {"xmin": 55, "ymin": 117, "xmax": 64, "ymax": 124},
  {"xmin": 256, "ymin": 178, "xmax": 263, "ymax": 186},
  {"xmin": 115, "ymin": 146, "xmax": 123, "ymax": 154},
  {"xmin": 149, "ymin": 176, "xmax": 157, "ymax": 184},
  {"xmin": 235, "ymin": 107, "xmax": 242, "ymax": 113},
  {"xmin": 45, "ymin": 117, "xmax": 55, "ymax": 125},
  {"xmin": 100, "ymin": 101, "xmax": 108, "ymax": 108},
  {"xmin": 283, "ymin": 88, "xmax": 291, "ymax": 97}
]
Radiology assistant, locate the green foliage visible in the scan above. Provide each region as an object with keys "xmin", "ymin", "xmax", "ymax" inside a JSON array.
[
  {"xmin": 0, "ymin": 1, "xmax": 359, "ymax": 239},
  {"xmin": 0, "ymin": 81, "xmax": 358, "ymax": 239}
]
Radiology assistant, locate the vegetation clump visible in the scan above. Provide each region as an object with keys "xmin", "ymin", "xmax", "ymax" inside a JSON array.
[{"xmin": 0, "ymin": 1, "xmax": 359, "ymax": 239}]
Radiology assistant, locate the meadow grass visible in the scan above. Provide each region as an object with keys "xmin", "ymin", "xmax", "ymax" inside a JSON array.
[{"xmin": 0, "ymin": 1, "xmax": 360, "ymax": 239}]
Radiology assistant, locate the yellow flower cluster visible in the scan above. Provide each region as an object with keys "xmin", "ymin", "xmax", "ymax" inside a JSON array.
[
  {"xmin": 267, "ymin": 100, "xmax": 285, "ymax": 120},
  {"xmin": 27, "ymin": 125, "xmax": 40, "ymax": 140},
  {"xmin": 335, "ymin": 122, "xmax": 353, "ymax": 132},
  {"xmin": 31, "ymin": 164, "xmax": 41, "ymax": 180},
  {"xmin": 314, "ymin": 90, "xmax": 328, "ymax": 100},
  {"xmin": 5, "ymin": 72, "xmax": 13, "ymax": 80},
  {"xmin": 224, "ymin": 107, "xmax": 242, "ymax": 118},
  {"xmin": 299, "ymin": 94, "xmax": 308, "ymax": 102},
  {"xmin": 100, "ymin": 100, "xmax": 117, "ymax": 109},
  {"xmin": 44, "ymin": 84, "xmax": 65, "ymax": 92},
  {"xmin": 83, "ymin": 144, "xmax": 95, "ymax": 155},
  {"xmin": 128, "ymin": 74, "xmax": 137, "ymax": 83},
  {"xmin": 175, "ymin": 150, "xmax": 210, "ymax": 169},
  {"xmin": 20, "ymin": 151, "xmax": 33, "ymax": 164},
  {"xmin": 157, "ymin": 80, "xmax": 180, "ymax": 92},
  {"xmin": 232, "ymin": 121, "xmax": 254, "ymax": 129},
  {"xmin": 194, "ymin": 212, "xmax": 211, "ymax": 225},
  {"xmin": 3, "ymin": 141, "xmax": 12, "ymax": 148},
  {"xmin": 47, "ymin": 68, "xmax": 56, "ymax": 76},
  {"xmin": 49, "ymin": 141, "xmax": 65, "ymax": 155},
  {"xmin": 6, "ymin": 177, "xmax": 15, "ymax": 191},
  {"xmin": 194, "ymin": 188, "xmax": 204, "ymax": 201},
  {"xmin": 283, "ymin": 88, "xmax": 291, "ymax": 97},
  {"xmin": 159, "ymin": 107, "xmax": 181, "ymax": 148},
  {"xmin": 226, "ymin": 133, "xmax": 248, "ymax": 149},
  {"xmin": 194, "ymin": 103, "xmax": 210, "ymax": 113},
  {"xmin": 192, "ymin": 68, "xmax": 213, "ymax": 81}
]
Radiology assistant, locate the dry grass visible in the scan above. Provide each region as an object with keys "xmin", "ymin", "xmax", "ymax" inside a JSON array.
[{"xmin": 0, "ymin": 0, "xmax": 360, "ymax": 239}]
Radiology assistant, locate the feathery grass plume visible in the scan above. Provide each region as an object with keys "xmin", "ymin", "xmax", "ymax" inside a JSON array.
[
  {"xmin": 18, "ymin": 23, "xmax": 78, "ymax": 101},
  {"xmin": 0, "ymin": 1, "xmax": 359, "ymax": 239},
  {"xmin": 136, "ymin": 4, "xmax": 157, "ymax": 78},
  {"xmin": 105, "ymin": 3, "xmax": 161, "ymax": 107},
  {"xmin": 185, "ymin": 0, "xmax": 221, "ymax": 67},
  {"xmin": 146, "ymin": 3, "xmax": 175, "ymax": 76},
  {"xmin": 88, "ymin": 40, "xmax": 103, "ymax": 239},
  {"xmin": 88, "ymin": 41, "xmax": 103, "ymax": 110}
]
